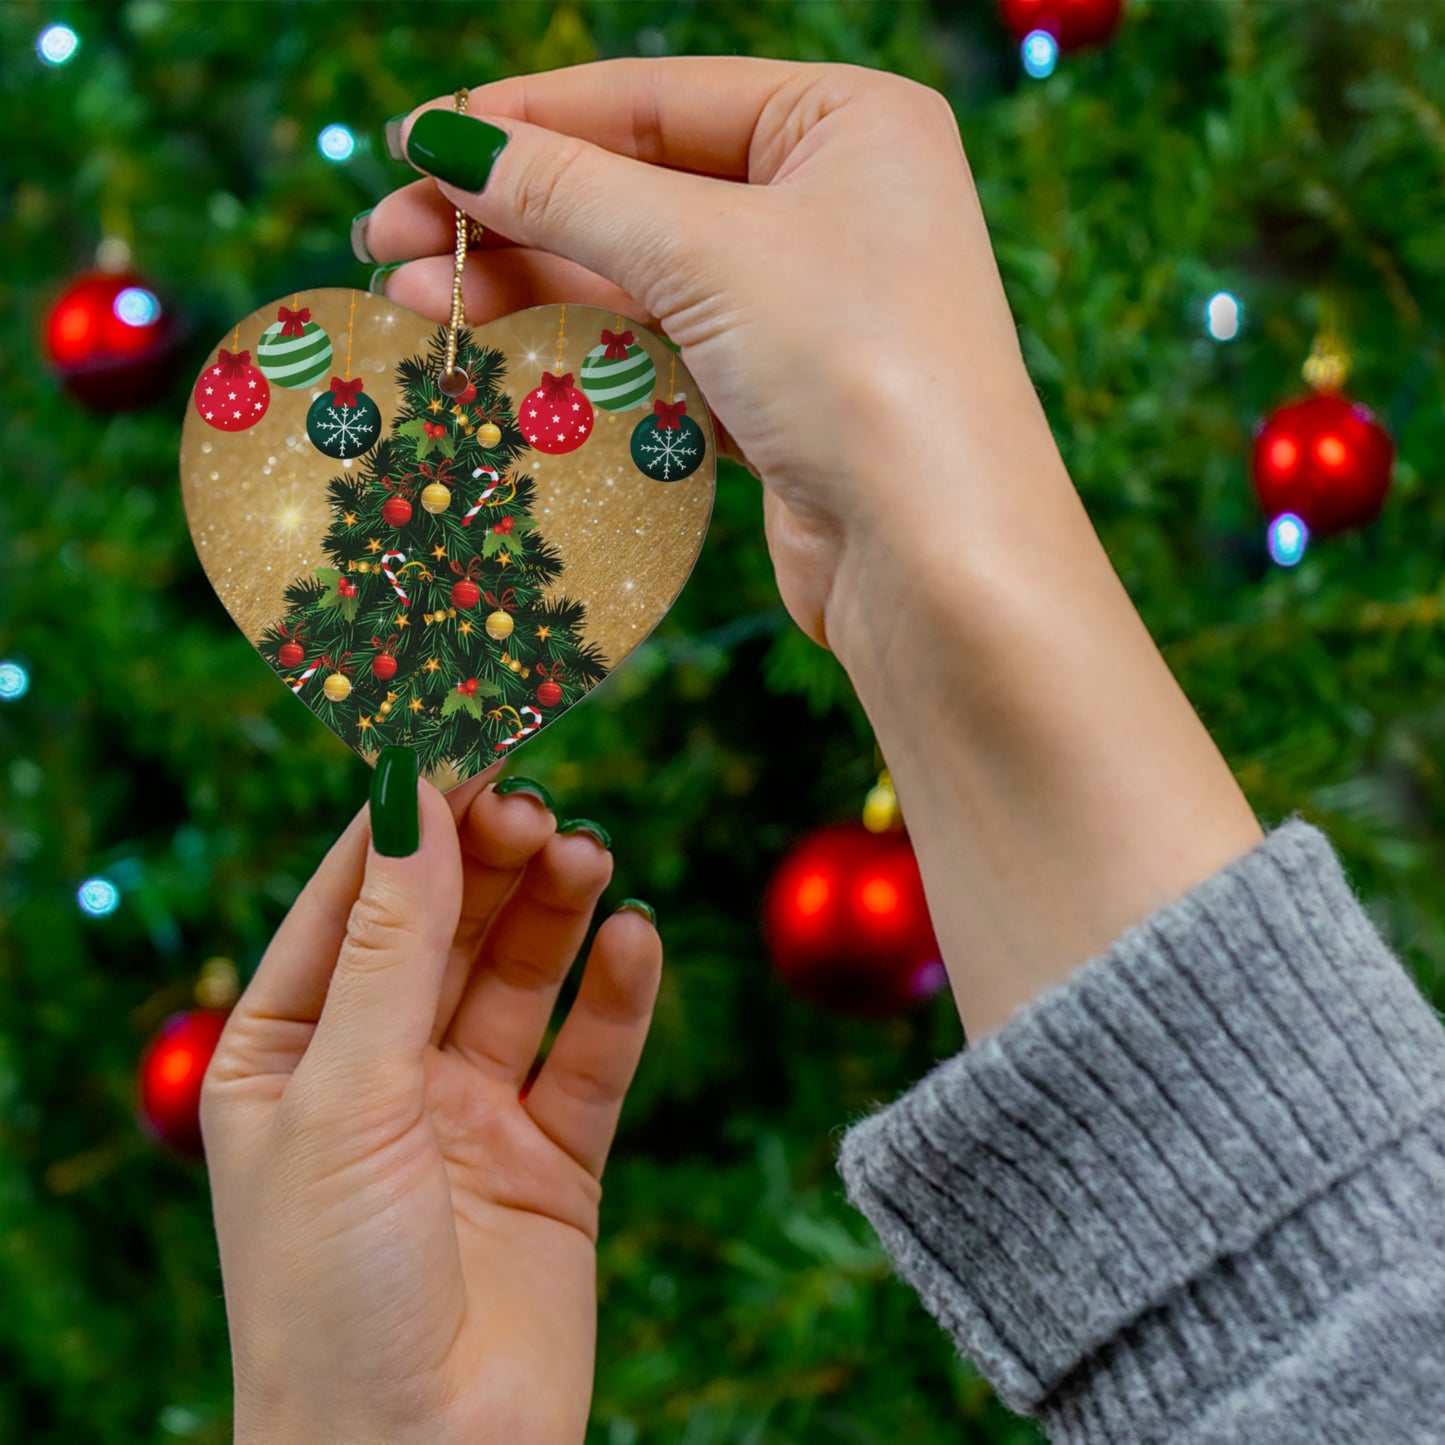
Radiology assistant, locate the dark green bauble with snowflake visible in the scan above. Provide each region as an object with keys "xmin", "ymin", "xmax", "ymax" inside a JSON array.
[
  {"xmin": 629, "ymin": 398, "xmax": 706, "ymax": 482},
  {"xmin": 306, "ymin": 377, "xmax": 382, "ymax": 459}
]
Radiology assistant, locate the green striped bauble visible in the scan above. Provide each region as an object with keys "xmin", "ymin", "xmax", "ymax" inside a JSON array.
[
  {"xmin": 256, "ymin": 319, "xmax": 334, "ymax": 389},
  {"xmin": 579, "ymin": 341, "xmax": 656, "ymax": 411}
]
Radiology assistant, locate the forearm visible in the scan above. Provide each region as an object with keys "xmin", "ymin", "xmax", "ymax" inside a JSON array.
[{"xmin": 826, "ymin": 389, "xmax": 1262, "ymax": 1039}]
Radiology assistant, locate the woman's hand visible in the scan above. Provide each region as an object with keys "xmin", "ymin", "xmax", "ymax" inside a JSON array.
[
  {"xmin": 361, "ymin": 56, "xmax": 1047, "ymax": 653},
  {"xmin": 202, "ymin": 762, "xmax": 660, "ymax": 1445},
  {"xmin": 362, "ymin": 58, "xmax": 1262, "ymax": 1041}
]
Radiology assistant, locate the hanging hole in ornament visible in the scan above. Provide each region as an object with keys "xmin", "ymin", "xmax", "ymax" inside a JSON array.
[{"xmin": 438, "ymin": 367, "xmax": 470, "ymax": 398}]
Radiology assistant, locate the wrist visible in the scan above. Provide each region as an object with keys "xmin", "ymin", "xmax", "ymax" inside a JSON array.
[{"xmin": 824, "ymin": 423, "xmax": 1261, "ymax": 1038}]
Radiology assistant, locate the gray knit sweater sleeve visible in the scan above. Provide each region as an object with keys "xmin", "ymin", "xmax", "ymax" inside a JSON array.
[{"xmin": 836, "ymin": 819, "xmax": 1445, "ymax": 1443}]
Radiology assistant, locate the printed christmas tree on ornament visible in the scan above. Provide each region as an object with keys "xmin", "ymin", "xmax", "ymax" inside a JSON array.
[{"xmin": 256, "ymin": 327, "xmax": 608, "ymax": 779}]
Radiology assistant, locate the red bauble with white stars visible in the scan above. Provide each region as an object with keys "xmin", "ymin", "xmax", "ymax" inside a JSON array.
[
  {"xmin": 382, "ymin": 495, "xmax": 413, "ymax": 528},
  {"xmin": 137, "ymin": 1008, "xmax": 230, "ymax": 1157},
  {"xmin": 536, "ymin": 679, "xmax": 563, "ymax": 709},
  {"xmin": 451, "ymin": 579, "xmax": 481, "ymax": 610},
  {"xmin": 193, "ymin": 347, "xmax": 271, "ymax": 432},
  {"xmin": 763, "ymin": 823, "xmax": 945, "ymax": 1018},
  {"xmin": 1251, "ymin": 391, "xmax": 1394, "ymax": 537},
  {"xmin": 998, "ymin": 0, "xmax": 1124, "ymax": 49},
  {"xmin": 519, "ymin": 370, "xmax": 594, "ymax": 455},
  {"xmin": 278, "ymin": 640, "xmax": 305, "ymax": 669}
]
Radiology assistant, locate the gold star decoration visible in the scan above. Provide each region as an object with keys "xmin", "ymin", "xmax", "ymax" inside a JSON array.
[
  {"xmin": 459, "ymin": 619, "xmax": 473, "ymax": 636},
  {"xmin": 408, "ymin": 697, "xmax": 425, "ymax": 713},
  {"xmin": 535, "ymin": 626, "xmax": 552, "ymax": 642},
  {"xmin": 497, "ymin": 550, "xmax": 511, "ymax": 568},
  {"xmin": 365, "ymin": 538, "xmax": 383, "ymax": 554},
  {"xmin": 431, "ymin": 544, "xmax": 448, "ymax": 561},
  {"xmin": 358, "ymin": 715, "xmax": 373, "ymax": 732},
  {"xmin": 342, "ymin": 511, "xmax": 358, "ymax": 527},
  {"xmin": 427, "ymin": 398, "xmax": 444, "ymax": 415},
  {"xmin": 396, "ymin": 612, "xmax": 411, "ymax": 629},
  {"xmin": 424, "ymin": 657, "xmax": 441, "ymax": 673}
]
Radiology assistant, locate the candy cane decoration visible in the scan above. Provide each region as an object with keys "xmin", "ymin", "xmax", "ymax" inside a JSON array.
[
  {"xmin": 288, "ymin": 658, "xmax": 322, "ymax": 694},
  {"xmin": 461, "ymin": 468, "xmax": 501, "ymax": 527},
  {"xmin": 379, "ymin": 551, "xmax": 409, "ymax": 606},
  {"xmin": 493, "ymin": 705, "xmax": 545, "ymax": 752}
]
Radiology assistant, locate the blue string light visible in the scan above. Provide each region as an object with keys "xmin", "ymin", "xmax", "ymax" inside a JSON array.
[
  {"xmin": 1205, "ymin": 291, "xmax": 1243, "ymax": 342},
  {"xmin": 0, "ymin": 660, "xmax": 29, "ymax": 701},
  {"xmin": 1021, "ymin": 30, "xmax": 1059, "ymax": 79},
  {"xmin": 1267, "ymin": 512, "xmax": 1309, "ymax": 567},
  {"xmin": 114, "ymin": 287, "xmax": 161, "ymax": 327},
  {"xmin": 37, "ymin": 23, "xmax": 79, "ymax": 66},
  {"xmin": 318, "ymin": 124, "xmax": 356, "ymax": 162},
  {"xmin": 78, "ymin": 878, "xmax": 121, "ymax": 917}
]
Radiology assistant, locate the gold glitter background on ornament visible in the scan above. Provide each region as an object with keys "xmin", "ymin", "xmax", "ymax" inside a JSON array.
[{"xmin": 179, "ymin": 291, "xmax": 716, "ymax": 676}]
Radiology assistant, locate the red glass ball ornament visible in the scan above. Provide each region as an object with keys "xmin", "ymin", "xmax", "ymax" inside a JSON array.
[
  {"xmin": 536, "ymin": 679, "xmax": 563, "ymax": 708},
  {"xmin": 44, "ymin": 270, "xmax": 179, "ymax": 410},
  {"xmin": 451, "ymin": 579, "xmax": 481, "ymax": 610},
  {"xmin": 278, "ymin": 640, "xmax": 305, "ymax": 669},
  {"xmin": 519, "ymin": 372, "xmax": 594, "ymax": 455},
  {"xmin": 382, "ymin": 495, "xmax": 413, "ymax": 528},
  {"xmin": 998, "ymin": 0, "xmax": 1124, "ymax": 49},
  {"xmin": 763, "ymin": 823, "xmax": 945, "ymax": 1017},
  {"xmin": 1251, "ymin": 392, "xmax": 1394, "ymax": 537},
  {"xmin": 137, "ymin": 1008, "xmax": 230, "ymax": 1157},
  {"xmin": 371, "ymin": 652, "xmax": 398, "ymax": 681}
]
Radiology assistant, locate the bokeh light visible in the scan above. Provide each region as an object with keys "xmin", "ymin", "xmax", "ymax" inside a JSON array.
[
  {"xmin": 113, "ymin": 287, "xmax": 161, "ymax": 328},
  {"xmin": 0, "ymin": 660, "xmax": 29, "ymax": 701},
  {"xmin": 1205, "ymin": 291, "xmax": 1242, "ymax": 341},
  {"xmin": 1021, "ymin": 30, "xmax": 1059, "ymax": 79},
  {"xmin": 317, "ymin": 124, "xmax": 356, "ymax": 162},
  {"xmin": 1267, "ymin": 512, "xmax": 1309, "ymax": 567},
  {"xmin": 77, "ymin": 878, "xmax": 121, "ymax": 917},
  {"xmin": 37, "ymin": 24, "xmax": 79, "ymax": 66}
]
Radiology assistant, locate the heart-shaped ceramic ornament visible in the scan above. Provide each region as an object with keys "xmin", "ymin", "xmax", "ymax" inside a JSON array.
[{"xmin": 180, "ymin": 291, "xmax": 715, "ymax": 789}]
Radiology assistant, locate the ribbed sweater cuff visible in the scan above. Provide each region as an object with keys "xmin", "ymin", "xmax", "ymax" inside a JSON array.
[{"xmin": 836, "ymin": 819, "xmax": 1445, "ymax": 1427}]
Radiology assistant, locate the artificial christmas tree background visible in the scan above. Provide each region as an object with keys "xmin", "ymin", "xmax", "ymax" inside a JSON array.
[{"xmin": 4, "ymin": 4, "xmax": 1445, "ymax": 1444}]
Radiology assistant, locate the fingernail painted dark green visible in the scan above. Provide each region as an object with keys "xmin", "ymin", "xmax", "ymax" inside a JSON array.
[
  {"xmin": 370, "ymin": 747, "xmax": 419, "ymax": 857},
  {"xmin": 350, "ymin": 208, "xmax": 375, "ymax": 264},
  {"xmin": 384, "ymin": 114, "xmax": 409, "ymax": 162},
  {"xmin": 494, "ymin": 776, "xmax": 554, "ymax": 811},
  {"xmin": 405, "ymin": 110, "xmax": 509, "ymax": 192},
  {"xmin": 617, "ymin": 898, "xmax": 656, "ymax": 926},
  {"xmin": 369, "ymin": 262, "xmax": 403, "ymax": 297},
  {"xmin": 559, "ymin": 819, "xmax": 611, "ymax": 850}
]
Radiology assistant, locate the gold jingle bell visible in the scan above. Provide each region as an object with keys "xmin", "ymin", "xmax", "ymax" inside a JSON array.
[
  {"xmin": 421, "ymin": 481, "xmax": 452, "ymax": 514},
  {"xmin": 485, "ymin": 609, "xmax": 514, "ymax": 641},
  {"xmin": 323, "ymin": 672, "xmax": 353, "ymax": 703},
  {"xmin": 477, "ymin": 421, "xmax": 502, "ymax": 449}
]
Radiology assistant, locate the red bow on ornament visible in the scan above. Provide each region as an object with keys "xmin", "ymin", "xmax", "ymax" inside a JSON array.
[
  {"xmin": 652, "ymin": 398, "xmax": 688, "ymax": 431},
  {"xmin": 370, "ymin": 633, "xmax": 401, "ymax": 657},
  {"xmin": 457, "ymin": 677, "xmax": 482, "ymax": 697},
  {"xmin": 277, "ymin": 619, "xmax": 307, "ymax": 644},
  {"xmin": 600, "ymin": 328, "xmax": 633, "ymax": 359},
  {"xmin": 423, "ymin": 420, "xmax": 447, "ymax": 439},
  {"xmin": 482, "ymin": 587, "xmax": 517, "ymax": 614},
  {"xmin": 450, "ymin": 555, "xmax": 484, "ymax": 584},
  {"xmin": 277, "ymin": 305, "xmax": 311, "ymax": 337},
  {"xmin": 318, "ymin": 651, "xmax": 354, "ymax": 675},
  {"xmin": 382, "ymin": 475, "xmax": 415, "ymax": 498},
  {"xmin": 328, "ymin": 376, "xmax": 365, "ymax": 408},
  {"xmin": 214, "ymin": 348, "xmax": 252, "ymax": 379},
  {"xmin": 538, "ymin": 372, "xmax": 574, "ymax": 400},
  {"xmin": 534, "ymin": 660, "xmax": 567, "ymax": 685}
]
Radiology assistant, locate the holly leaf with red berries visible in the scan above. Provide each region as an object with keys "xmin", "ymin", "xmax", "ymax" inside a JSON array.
[
  {"xmin": 315, "ymin": 567, "xmax": 361, "ymax": 623},
  {"xmin": 481, "ymin": 514, "xmax": 537, "ymax": 558},
  {"xmin": 397, "ymin": 417, "xmax": 456, "ymax": 461},
  {"xmin": 441, "ymin": 683, "xmax": 498, "ymax": 720}
]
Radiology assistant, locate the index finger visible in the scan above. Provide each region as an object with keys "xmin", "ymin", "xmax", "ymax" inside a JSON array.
[{"xmin": 401, "ymin": 55, "xmax": 814, "ymax": 183}]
